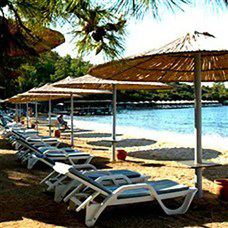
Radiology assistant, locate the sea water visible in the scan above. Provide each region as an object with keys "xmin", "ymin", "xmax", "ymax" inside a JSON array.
[{"xmin": 66, "ymin": 106, "xmax": 228, "ymax": 149}]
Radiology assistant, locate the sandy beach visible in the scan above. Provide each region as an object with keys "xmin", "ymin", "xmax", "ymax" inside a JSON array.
[{"xmin": 0, "ymin": 122, "xmax": 227, "ymax": 227}]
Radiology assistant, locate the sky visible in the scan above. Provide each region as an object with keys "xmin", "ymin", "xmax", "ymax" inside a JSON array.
[{"xmin": 53, "ymin": 2, "xmax": 228, "ymax": 86}]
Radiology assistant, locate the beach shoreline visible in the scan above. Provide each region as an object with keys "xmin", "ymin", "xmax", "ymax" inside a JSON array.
[{"xmin": 67, "ymin": 119, "xmax": 228, "ymax": 151}]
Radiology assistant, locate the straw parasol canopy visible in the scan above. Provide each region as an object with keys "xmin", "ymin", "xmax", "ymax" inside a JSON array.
[
  {"xmin": 52, "ymin": 74, "xmax": 172, "ymax": 90},
  {"xmin": 29, "ymin": 83, "xmax": 112, "ymax": 95},
  {"xmin": 89, "ymin": 31, "xmax": 228, "ymax": 82},
  {"xmin": 0, "ymin": 17, "xmax": 65, "ymax": 57},
  {"xmin": 6, "ymin": 92, "xmax": 81, "ymax": 103}
]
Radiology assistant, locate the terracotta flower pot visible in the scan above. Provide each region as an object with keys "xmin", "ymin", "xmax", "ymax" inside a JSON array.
[
  {"xmin": 54, "ymin": 130, "xmax": 61, "ymax": 138},
  {"xmin": 214, "ymin": 179, "xmax": 228, "ymax": 201},
  {"xmin": 117, "ymin": 149, "xmax": 127, "ymax": 161}
]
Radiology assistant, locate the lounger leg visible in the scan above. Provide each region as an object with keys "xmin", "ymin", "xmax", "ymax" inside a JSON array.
[
  {"xmin": 27, "ymin": 157, "xmax": 39, "ymax": 169},
  {"xmin": 54, "ymin": 185, "xmax": 65, "ymax": 202},
  {"xmin": 55, "ymin": 180, "xmax": 79, "ymax": 203},
  {"xmin": 156, "ymin": 188, "xmax": 197, "ymax": 215},
  {"xmin": 68, "ymin": 196, "xmax": 83, "ymax": 211},
  {"xmin": 85, "ymin": 203, "xmax": 102, "ymax": 227},
  {"xmin": 85, "ymin": 196, "xmax": 116, "ymax": 227}
]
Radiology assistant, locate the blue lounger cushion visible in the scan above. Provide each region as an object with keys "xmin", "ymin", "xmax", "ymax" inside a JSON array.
[
  {"xmin": 107, "ymin": 180, "xmax": 189, "ymax": 198},
  {"xmin": 38, "ymin": 147, "xmax": 90, "ymax": 157},
  {"xmin": 86, "ymin": 170, "xmax": 141, "ymax": 180},
  {"xmin": 34, "ymin": 152, "xmax": 56, "ymax": 165},
  {"xmin": 69, "ymin": 167, "xmax": 188, "ymax": 198}
]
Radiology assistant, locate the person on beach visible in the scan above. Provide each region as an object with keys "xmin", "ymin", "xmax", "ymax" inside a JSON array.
[
  {"xmin": 27, "ymin": 107, "xmax": 33, "ymax": 127},
  {"xmin": 57, "ymin": 114, "xmax": 69, "ymax": 129}
]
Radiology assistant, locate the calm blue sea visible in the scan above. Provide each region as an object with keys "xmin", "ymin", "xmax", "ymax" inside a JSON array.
[{"xmin": 74, "ymin": 106, "xmax": 228, "ymax": 139}]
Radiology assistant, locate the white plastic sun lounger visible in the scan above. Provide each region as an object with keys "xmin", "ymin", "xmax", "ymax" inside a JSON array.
[
  {"xmin": 41, "ymin": 161, "xmax": 149, "ymax": 203},
  {"xmin": 13, "ymin": 137, "xmax": 93, "ymax": 169},
  {"xmin": 5, "ymin": 130, "xmax": 59, "ymax": 148},
  {"xmin": 62, "ymin": 168, "xmax": 197, "ymax": 227}
]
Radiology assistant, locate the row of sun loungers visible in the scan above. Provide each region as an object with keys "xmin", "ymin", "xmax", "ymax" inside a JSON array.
[{"xmin": 1, "ymin": 112, "xmax": 198, "ymax": 227}]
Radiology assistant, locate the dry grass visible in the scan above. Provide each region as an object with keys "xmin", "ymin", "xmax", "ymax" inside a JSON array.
[{"xmin": 0, "ymin": 126, "xmax": 227, "ymax": 228}]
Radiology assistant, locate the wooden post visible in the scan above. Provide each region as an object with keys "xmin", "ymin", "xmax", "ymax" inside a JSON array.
[
  {"xmin": 35, "ymin": 102, "xmax": 38, "ymax": 131},
  {"xmin": 26, "ymin": 103, "xmax": 29, "ymax": 128},
  {"xmin": 70, "ymin": 93, "xmax": 74, "ymax": 146},
  {"xmin": 48, "ymin": 97, "xmax": 52, "ymax": 136},
  {"xmin": 112, "ymin": 84, "xmax": 117, "ymax": 161}
]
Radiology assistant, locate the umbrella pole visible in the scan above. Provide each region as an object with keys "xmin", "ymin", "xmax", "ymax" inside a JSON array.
[
  {"xmin": 15, "ymin": 103, "xmax": 18, "ymax": 123},
  {"xmin": 112, "ymin": 84, "xmax": 117, "ymax": 161},
  {"xmin": 70, "ymin": 93, "xmax": 74, "ymax": 146},
  {"xmin": 19, "ymin": 103, "xmax": 21, "ymax": 118},
  {"xmin": 194, "ymin": 53, "xmax": 203, "ymax": 198},
  {"xmin": 35, "ymin": 102, "xmax": 38, "ymax": 131},
  {"xmin": 48, "ymin": 97, "xmax": 52, "ymax": 136},
  {"xmin": 26, "ymin": 103, "xmax": 29, "ymax": 128}
]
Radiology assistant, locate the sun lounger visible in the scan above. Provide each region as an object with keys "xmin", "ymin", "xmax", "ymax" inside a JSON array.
[
  {"xmin": 8, "ymin": 130, "xmax": 59, "ymax": 148},
  {"xmin": 13, "ymin": 137, "xmax": 93, "ymax": 169},
  {"xmin": 61, "ymin": 167, "xmax": 197, "ymax": 227},
  {"xmin": 41, "ymin": 161, "xmax": 149, "ymax": 202}
]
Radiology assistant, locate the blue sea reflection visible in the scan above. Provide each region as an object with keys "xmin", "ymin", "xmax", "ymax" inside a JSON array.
[{"xmin": 75, "ymin": 106, "xmax": 228, "ymax": 138}]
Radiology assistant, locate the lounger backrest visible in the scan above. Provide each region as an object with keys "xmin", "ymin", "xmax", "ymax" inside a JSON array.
[
  {"xmin": 69, "ymin": 167, "xmax": 112, "ymax": 196},
  {"xmin": 16, "ymin": 138, "xmax": 55, "ymax": 166},
  {"xmin": 11, "ymin": 130, "xmax": 26, "ymax": 139},
  {"xmin": 15, "ymin": 137, "xmax": 41, "ymax": 154},
  {"xmin": 34, "ymin": 152, "xmax": 56, "ymax": 166}
]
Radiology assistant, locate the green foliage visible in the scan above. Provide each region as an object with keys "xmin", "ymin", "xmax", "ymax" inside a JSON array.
[
  {"xmin": 117, "ymin": 82, "xmax": 228, "ymax": 102},
  {"xmin": 1, "ymin": 51, "xmax": 92, "ymax": 98},
  {"xmin": 50, "ymin": 54, "xmax": 92, "ymax": 81}
]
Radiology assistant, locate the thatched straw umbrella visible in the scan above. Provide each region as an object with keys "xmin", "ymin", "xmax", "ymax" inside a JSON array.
[
  {"xmin": 7, "ymin": 92, "xmax": 80, "ymax": 131},
  {"xmin": 29, "ymin": 83, "xmax": 111, "ymax": 144},
  {"xmin": 0, "ymin": 17, "xmax": 65, "ymax": 57},
  {"xmin": 53, "ymin": 74, "xmax": 172, "ymax": 161},
  {"xmin": 89, "ymin": 31, "xmax": 228, "ymax": 197}
]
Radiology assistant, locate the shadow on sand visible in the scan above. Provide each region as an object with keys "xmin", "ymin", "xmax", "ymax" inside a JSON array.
[
  {"xmin": 203, "ymin": 164, "xmax": 228, "ymax": 182},
  {"xmin": 88, "ymin": 138, "xmax": 157, "ymax": 148},
  {"xmin": 128, "ymin": 147, "xmax": 221, "ymax": 161}
]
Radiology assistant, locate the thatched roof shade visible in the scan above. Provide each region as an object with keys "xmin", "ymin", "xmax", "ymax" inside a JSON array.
[
  {"xmin": 52, "ymin": 75, "xmax": 172, "ymax": 90},
  {"xmin": 0, "ymin": 17, "xmax": 65, "ymax": 57},
  {"xmin": 89, "ymin": 31, "xmax": 228, "ymax": 82},
  {"xmin": 7, "ymin": 92, "xmax": 80, "ymax": 103},
  {"xmin": 29, "ymin": 83, "xmax": 112, "ymax": 94}
]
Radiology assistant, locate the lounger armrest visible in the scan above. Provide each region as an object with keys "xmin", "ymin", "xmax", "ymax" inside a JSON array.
[
  {"xmin": 43, "ymin": 149, "xmax": 68, "ymax": 156},
  {"xmin": 96, "ymin": 174, "xmax": 132, "ymax": 185},
  {"xmin": 112, "ymin": 183, "xmax": 154, "ymax": 195},
  {"xmin": 74, "ymin": 164, "xmax": 97, "ymax": 171}
]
